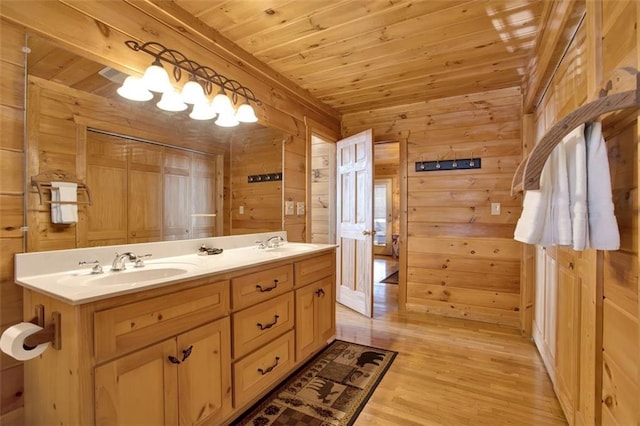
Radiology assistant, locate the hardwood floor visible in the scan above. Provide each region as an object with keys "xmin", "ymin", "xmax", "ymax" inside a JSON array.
[{"xmin": 336, "ymin": 256, "xmax": 567, "ymax": 425}]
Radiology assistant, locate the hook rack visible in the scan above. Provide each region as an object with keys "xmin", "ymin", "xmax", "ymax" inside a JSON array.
[
  {"xmin": 511, "ymin": 68, "xmax": 640, "ymax": 195},
  {"xmin": 415, "ymin": 157, "xmax": 481, "ymax": 172},
  {"xmin": 31, "ymin": 169, "xmax": 92, "ymax": 205},
  {"xmin": 25, "ymin": 304, "xmax": 61, "ymax": 350}
]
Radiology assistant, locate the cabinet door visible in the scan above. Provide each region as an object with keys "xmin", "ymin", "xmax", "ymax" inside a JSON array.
[
  {"xmin": 164, "ymin": 148, "xmax": 191, "ymax": 241},
  {"xmin": 95, "ymin": 339, "xmax": 178, "ymax": 426},
  {"xmin": 177, "ymin": 318, "xmax": 231, "ymax": 425},
  {"xmin": 556, "ymin": 257, "xmax": 581, "ymax": 424},
  {"xmin": 129, "ymin": 143, "xmax": 163, "ymax": 242},
  {"xmin": 86, "ymin": 132, "xmax": 128, "ymax": 246},
  {"xmin": 315, "ymin": 276, "xmax": 335, "ymax": 344},
  {"xmin": 295, "ymin": 283, "xmax": 317, "ymax": 361}
]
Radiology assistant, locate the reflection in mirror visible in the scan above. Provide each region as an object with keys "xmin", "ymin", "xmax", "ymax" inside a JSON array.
[{"xmin": 25, "ymin": 36, "xmax": 285, "ymax": 252}]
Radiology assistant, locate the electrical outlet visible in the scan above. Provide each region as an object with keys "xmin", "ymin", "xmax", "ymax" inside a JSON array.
[
  {"xmin": 491, "ymin": 203, "xmax": 500, "ymax": 216},
  {"xmin": 239, "ymin": 205, "xmax": 244, "ymax": 215},
  {"xmin": 285, "ymin": 201, "xmax": 294, "ymax": 215},
  {"xmin": 296, "ymin": 202, "xmax": 305, "ymax": 216}
]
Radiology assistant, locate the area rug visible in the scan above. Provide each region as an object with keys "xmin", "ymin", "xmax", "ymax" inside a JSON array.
[
  {"xmin": 232, "ymin": 340, "xmax": 397, "ymax": 425},
  {"xmin": 380, "ymin": 270, "xmax": 398, "ymax": 284}
]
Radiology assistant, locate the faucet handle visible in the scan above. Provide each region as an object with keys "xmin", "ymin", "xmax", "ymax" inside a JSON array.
[
  {"xmin": 79, "ymin": 260, "xmax": 103, "ymax": 274},
  {"xmin": 134, "ymin": 254, "xmax": 152, "ymax": 268},
  {"xmin": 255, "ymin": 240, "xmax": 266, "ymax": 249}
]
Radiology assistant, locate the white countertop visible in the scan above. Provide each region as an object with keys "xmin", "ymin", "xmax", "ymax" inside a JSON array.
[{"xmin": 14, "ymin": 233, "xmax": 336, "ymax": 305}]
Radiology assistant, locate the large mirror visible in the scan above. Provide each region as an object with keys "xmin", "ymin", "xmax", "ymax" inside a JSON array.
[{"xmin": 25, "ymin": 35, "xmax": 286, "ymax": 251}]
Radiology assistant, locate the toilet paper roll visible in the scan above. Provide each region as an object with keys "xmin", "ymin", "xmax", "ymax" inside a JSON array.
[{"xmin": 1, "ymin": 322, "xmax": 50, "ymax": 361}]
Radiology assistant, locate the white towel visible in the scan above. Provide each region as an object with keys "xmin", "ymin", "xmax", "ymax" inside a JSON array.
[
  {"xmin": 550, "ymin": 141, "xmax": 572, "ymax": 246},
  {"xmin": 585, "ymin": 122, "xmax": 620, "ymax": 250},
  {"xmin": 564, "ymin": 124, "xmax": 589, "ymax": 250},
  {"xmin": 50, "ymin": 182, "xmax": 78, "ymax": 224},
  {"xmin": 514, "ymin": 159, "xmax": 552, "ymax": 245}
]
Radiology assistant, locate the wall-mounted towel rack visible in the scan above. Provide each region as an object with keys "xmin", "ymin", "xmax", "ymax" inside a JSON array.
[
  {"xmin": 31, "ymin": 169, "xmax": 92, "ymax": 205},
  {"xmin": 511, "ymin": 68, "xmax": 640, "ymax": 195}
]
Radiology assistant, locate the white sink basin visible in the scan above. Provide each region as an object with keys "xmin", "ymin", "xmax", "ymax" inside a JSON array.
[
  {"xmin": 56, "ymin": 262, "xmax": 197, "ymax": 288},
  {"xmin": 89, "ymin": 267, "xmax": 189, "ymax": 285},
  {"xmin": 261, "ymin": 243, "xmax": 323, "ymax": 254}
]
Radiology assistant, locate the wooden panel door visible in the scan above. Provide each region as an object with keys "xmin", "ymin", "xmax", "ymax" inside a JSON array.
[
  {"xmin": 85, "ymin": 131, "xmax": 128, "ymax": 247},
  {"xmin": 95, "ymin": 340, "xmax": 178, "ymax": 426},
  {"xmin": 129, "ymin": 143, "xmax": 163, "ymax": 242},
  {"xmin": 336, "ymin": 129, "xmax": 374, "ymax": 317},
  {"xmin": 164, "ymin": 147, "xmax": 191, "ymax": 241},
  {"xmin": 555, "ymin": 256, "xmax": 581, "ymax": 424},
  {"xmin": 191, "ymin": 153, "xmax": 217, "ymax": 239},
  {"xmin": 176, "ymin": 318, "xmax": 231, "ymax": 425},
  {"xmin": 295, "ymin": 283, "xmax": 317, "ymax": 361}
]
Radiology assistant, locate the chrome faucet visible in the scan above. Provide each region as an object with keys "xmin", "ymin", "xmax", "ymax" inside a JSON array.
[
  {"xmin": 111, "ymin": 252, "xmax": 138, "ymax": 271},
  {"xmin": 266, "ymin": 235, "xmax": 285, "ymax": 248}
]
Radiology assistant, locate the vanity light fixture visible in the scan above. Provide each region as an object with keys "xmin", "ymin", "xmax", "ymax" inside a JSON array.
[{"xmin": 118, "ymin": 40, "xmax": 261, "ymax": 126}]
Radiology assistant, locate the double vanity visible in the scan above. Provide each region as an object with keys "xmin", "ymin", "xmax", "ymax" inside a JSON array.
[{"xmin": 14, "ymin": 232, "xmax": 336, "ymax": 425}]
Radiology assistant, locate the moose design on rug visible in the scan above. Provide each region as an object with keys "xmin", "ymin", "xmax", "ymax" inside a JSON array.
[{"xmin": 308, "ymin": 378, "xmax": 340, "ymax": 403}]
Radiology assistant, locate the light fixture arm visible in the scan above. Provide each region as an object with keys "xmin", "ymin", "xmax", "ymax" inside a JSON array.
[{"xmin": 125, "ymin": 40, "xmax": 261, "ymax": 106}]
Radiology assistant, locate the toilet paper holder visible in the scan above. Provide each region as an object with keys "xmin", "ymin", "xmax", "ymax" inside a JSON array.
[{"xmin": 25, "ymin": 305, "xmax": 61, "ymax": 350}]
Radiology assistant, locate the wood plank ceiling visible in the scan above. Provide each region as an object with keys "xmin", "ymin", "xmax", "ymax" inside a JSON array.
[{"xmin": 174, "ymin": 0, "xmax": 544, "ymax": 114}]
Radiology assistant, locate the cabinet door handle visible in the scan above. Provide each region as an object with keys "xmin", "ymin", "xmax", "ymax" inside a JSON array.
[
  {"xmin": 181, "ymin": 345, "xmax": 193, "ymax": 362},
  {"xmin": 167, "ymin": 355, "xmax": 181, "ymax": 365},
  {"xmin": 257, "ymin": 356, "xmax": 280, "ymax": 375},
  {"xmin": 568, "ymin": 262, "xmax": 574, "ymax": 270},
  {"xmin": 256, "ymin": 279, "xmax": 278, "ymax": 292},
  {"xmin": 315, "ymin": 288, "xmax": 325, "ymax": 297},
  {"xmin": 257, "ymin": 315, "xmax": 279, "ymax": 331}
]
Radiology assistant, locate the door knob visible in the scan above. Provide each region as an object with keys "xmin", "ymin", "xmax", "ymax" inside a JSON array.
[{"xmin": 362, "ymin": 230, "xmax": 377, "ymax": 236}]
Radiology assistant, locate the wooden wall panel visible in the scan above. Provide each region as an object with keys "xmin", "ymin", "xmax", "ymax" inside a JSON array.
[
  {"xmin": 284, "ymin": 135, "xmax": 307, "ymax": 242},
  {"xmin": 230, "ymin": 127, "xmax": 284, "ymax": 236},
  {"xmin": 0, "ymin": 18, "xmax": 25, "ymax": 421},
  {"xmin": 344, "ymin": 87, "xmax": 523, "ymax": 326},
  {"xmin": 311, "ymin": 137, "xmax": 332, "ymax": 244}
]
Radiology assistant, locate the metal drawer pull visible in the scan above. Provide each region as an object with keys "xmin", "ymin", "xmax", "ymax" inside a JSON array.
[
  {"xmin": 258, "ymin": 356, "xmax": 280, "ymax": 375},
  {"xmin": 168, "ymin": 355, "xmax": 181, "ymax": 364},
  {"xmin": 257, "ymin": 315, "xmax": 279, "ymax": 330},
  {"xmin": 315, "ymin": 288, "xmax": 325, "ymax": 297},
  {"xmin": 256, "ymin": 279, "xmax": 279, "ymax": 292}
]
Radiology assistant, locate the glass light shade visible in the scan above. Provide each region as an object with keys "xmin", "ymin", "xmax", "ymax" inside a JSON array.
[
  {"xmin": 181, "ymin": 79, "xmax": 205, "ymax": 105},
  {"xmin": 215, "ymin": 110, "xmax": 239, "ymax": 127},
  {"xmin": 156, "ymin": 89, "xmax": 188, "ymax": 112},
  {"xmin": 142, "ymin": 62, "xmax": 172, "ymax": 93},
  {"xmin": 212, "ymin": 92, "xmax": 233, "ymax": 114},
  {"xmin": 189, "ymin": 102, "xmax": 217, "ymax": 120},
  {"xmin": 236, "ymin": 103, "xmax": 258, "ymax": 123},
  {"xmin": 117, "ymin": 76, "xmax": 153, "ymax": 101}
]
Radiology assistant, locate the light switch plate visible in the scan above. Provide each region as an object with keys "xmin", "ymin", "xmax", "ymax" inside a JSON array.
[
  {"xmin": 296, "ymin": 202, "xmax": 305, "ymax": 216},
  {"xmin": 285, "ymin": 201, "xmax": 294, "ymax": 215},
  {"xmin": 239, "ymin": 205, "xmax": 244, "ymax": 215},
  {"xmin": 491, "ymin": 203, "xmax": 500, "ymax": 215}
]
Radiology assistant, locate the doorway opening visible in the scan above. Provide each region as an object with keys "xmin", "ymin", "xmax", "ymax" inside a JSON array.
[{"xmin": 309, "ymin": 133, "xmax": 336, "ymax": 244}]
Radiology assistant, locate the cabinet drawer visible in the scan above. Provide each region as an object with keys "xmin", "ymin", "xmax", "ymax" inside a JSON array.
[
  {"xmin": 232, "ymin": 264, "xmax": 294, "ymax": 310},
  {"xmin": 94, "ymin": 280, "xmax": 230, "ymax": 362},
  {"xmin": 233, "ymin": 330, "xmax": 295, "ymax": 408},
  {"xmin": 295, "ymin": 252, "xmax": 334, "ymax": 287},
  {"xmin": 233, "ymin": 292, "xmax": 294, "ymax": 359}
]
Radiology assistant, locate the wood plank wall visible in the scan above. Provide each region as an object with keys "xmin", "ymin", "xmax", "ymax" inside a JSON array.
[
  {"xmin": 599, "ymin": 1, "xmax": 639, "ymax": 424},
  {"xmin": 0, "ymin": 19, "xmax": 26, "ymax": 423},
  {"xmin": 527, "ymin": 1, "xmax": 638, "ymax": 424},
  {"xmin": 310, "ymin": 136, "xmax": 333, "ymax": 244},
  {"xmin": 343, "ymin": 87, "xmax": 523, "ymax": 327},
  {"xmin": 230, "ymin": 126, "xmax": 284, "ymax": 235}
]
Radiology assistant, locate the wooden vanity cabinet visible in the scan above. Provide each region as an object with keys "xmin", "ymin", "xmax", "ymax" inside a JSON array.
[{"xmin": 21, "ymin": 249, "xmax": 336, "ymax": 426}]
